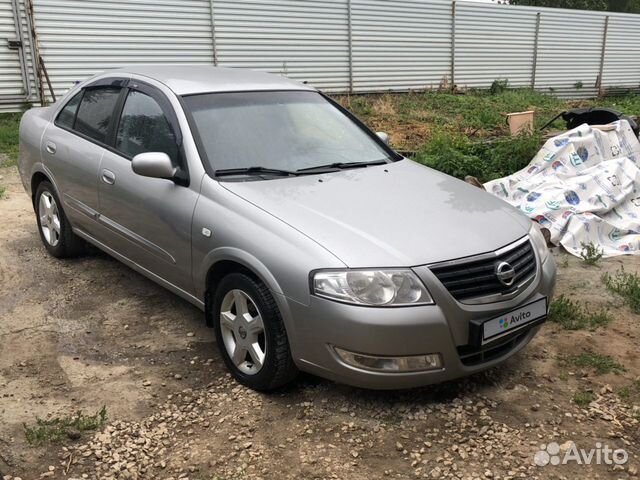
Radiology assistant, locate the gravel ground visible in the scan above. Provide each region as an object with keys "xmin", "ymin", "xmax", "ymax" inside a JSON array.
[{"xmin": 0, "ymin": 165, "xmax": 639, "ymax": 480}]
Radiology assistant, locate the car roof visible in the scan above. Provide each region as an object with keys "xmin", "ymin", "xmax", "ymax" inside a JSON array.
[{"xmin": 112, "ymin": 65, "xmax": 316, "ymax": 96}]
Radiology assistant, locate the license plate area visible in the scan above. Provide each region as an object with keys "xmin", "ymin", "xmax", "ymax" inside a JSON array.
[{"xmin": 469, "ymin": 297, "xmax": 548, "ymax": 347}]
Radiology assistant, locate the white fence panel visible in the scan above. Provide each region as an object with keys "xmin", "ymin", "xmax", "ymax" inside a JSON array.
[
  {"xmin": 455, "ymin": 2, "xmax": 538, "ymax": 89},
  {"xmin": 33, "ymin": 0, "xmax": 215, "ymax": 99},
  {"xmin": 602, "ymin": 13, "xmax": 640, "ymax": 91},
  {"xmin": 351, "ymin": 0, "xmax": 451, "ymax": 92},
  {"xmin": 1, "ymin": 0, "xmax": 640, "ymax": 112},
  {"xmin": 214, "ymin": 0, "xmax": 350, "ymax": 92},
  {"xmin": 535, "ymin": 7, "xmax": 606, "ymax": 98}
]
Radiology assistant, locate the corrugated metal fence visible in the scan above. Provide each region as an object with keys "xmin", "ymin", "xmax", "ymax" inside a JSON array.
[{"xmin": 2, "ymin": 0, "xmax": 640, "ymax": 111}]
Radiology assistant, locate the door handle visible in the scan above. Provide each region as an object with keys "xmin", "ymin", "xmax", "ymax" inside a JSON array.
[
  {"xmin": 101, "ymin": 169, "xmax": 116, "ymax": 185},
  {"xmin": 45, "ymin": 141, "xmax": 56, "ymax": 154}
]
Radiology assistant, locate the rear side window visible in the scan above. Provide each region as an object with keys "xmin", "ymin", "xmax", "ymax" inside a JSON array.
[
  {"xmin": 74, "ymin": 87, "xmax": 121, "ymax": 144},
  {"xmin": 56, "ymin": 91, "xmax": 82, "ymax": 129},
  {"xmin": 115, "ymin": 90, "xmax": 178, "ymax": 163}
]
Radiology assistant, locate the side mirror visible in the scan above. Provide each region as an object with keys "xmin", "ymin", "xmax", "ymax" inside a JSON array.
[
  {"xmin": 131, "ymin": 152, "xmax": 176, "ymax": 180},
  {"xmin": 376, "ymin": 132, "xmax": 390, "ymax": 145}
]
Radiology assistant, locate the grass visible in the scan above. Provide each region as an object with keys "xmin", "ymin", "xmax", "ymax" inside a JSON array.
[
  {"xmin": 603, "ymin": 269, "xmax": 640, "ymax": 314},
  {"xmin": 568, "ymin": 351, "xmax": 626, "ymax": 375},
  {"xmin": 0, "ymin": 112, "xmax": 21, "ymax": 167},
  {"xmin": 414, "ymin": 130, "xmax": 542, "ymax": 181},
  {"xmin": 548, "ymin": 295, "xmax": 612, "ymax": 330},
  {"xmin": 337, "ymin": 88, "xmax": 640, "ymax": 181},
  {"xmin": 573, "ymin": 390, "xmax": 595, "ymax": 407},
  {"xmin": 617, "ymin": 380, "xmax": 640, "ymax": 400},
  {"xmin": 0, "ymin": 185, "xmax": 5, "ymax": 199},
  {"xmin": 339, "ymin": 89, "xmax": 567, "ymax": 141},
  {"xmin": 580, "ymin": 242, "xmax": 603, "ymax": 266},
  {"xmin": 23, "ymin": 406, "xmax": 107, "ymax": 446}
]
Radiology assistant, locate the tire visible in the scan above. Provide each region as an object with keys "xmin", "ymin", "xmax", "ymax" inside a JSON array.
[
  {"xmin": 212, "ymin": 272, "xmax": 298, "ymax": 391},
  {"xmin": 34, "ymin": 181, "xmax": 84, "ymax": 258}
]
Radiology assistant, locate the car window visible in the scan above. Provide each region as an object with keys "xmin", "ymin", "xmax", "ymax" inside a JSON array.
[
  {"xmin": 115, "ymin": 90, "xmax": 178, "ymax": 163},
  {"xmin": 74, "ymin": 86, "xmax": 121, "ymax": 144},
  {"xmin": 184, "ymin": 91, "xmax": 391, "ymax": 173},
  {"xmin": 55, "ymin": 91, "xmax": 83, "ymax": 129}
]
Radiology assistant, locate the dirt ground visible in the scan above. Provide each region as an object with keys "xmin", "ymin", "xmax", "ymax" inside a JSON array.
[{"xmin": 0, "ymin": 164, "xmax": 639, "ymax": 480}]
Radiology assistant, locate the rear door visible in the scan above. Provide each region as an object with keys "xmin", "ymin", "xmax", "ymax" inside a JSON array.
[
  {"xmin": 42, "ymin": 81, "xmax": 125, "ymax": 235},
  {"xmin": 96, "ymin": 82, "xmax": 197, "ymax": 294}
]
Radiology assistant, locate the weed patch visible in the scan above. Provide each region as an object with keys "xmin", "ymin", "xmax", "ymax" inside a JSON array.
[
  {"xmin": 618, "ymin": 380, "xmax": 640, "ymax": 401},
  {"xmin": 415, "ymin": 131, "xmax": 542, "ymax": 182},
  {"xmin": 580, "ymin": 242, "xmax": 603, "ymax": 266},
  {"xmin": 548, "ymin": 295, "xmax": 612, "ymax": 330},
  {"xmin": 0, "ymin": 112, "xmax": 21, "ymax": 167},
  {"xmin": 568, "ymin": 351, "xmax": 626, "ymax": 375},
  {"xmin": 489, "ymin": 79, "xmax": 510, "ymax": 95},
  {"xmin": 24, "ymin": 406, "xmax": 107, "ymax": 446},
  {"xmin": 603, "ymin": 269, "xmax": 640, "ymax": 314},
  {"xmin": 573, "ymin": 390, "xmax": 594, "ymax": 407}
]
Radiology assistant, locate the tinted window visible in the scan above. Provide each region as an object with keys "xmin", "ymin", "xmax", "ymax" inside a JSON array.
[
  {"xmin": 75, "ymin": 87, "xmax": 121, "ymax": 144},
  {"xmin": 56, "ymin": 91, "xmax": 83, "ymax": 129},
  {"xmin": 116, "ymin": 90, "xmax": 178, "ymax": 163}
]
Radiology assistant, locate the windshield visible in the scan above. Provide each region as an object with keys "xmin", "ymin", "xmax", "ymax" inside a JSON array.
[{"xmin": 183, "ymin": 91, "xmax": 393, "ymax": 175}]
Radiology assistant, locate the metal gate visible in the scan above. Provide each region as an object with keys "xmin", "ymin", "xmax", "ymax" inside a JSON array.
[{"xmin": 0, "ymin": 0, "xmax": 33, "ymax": 111}]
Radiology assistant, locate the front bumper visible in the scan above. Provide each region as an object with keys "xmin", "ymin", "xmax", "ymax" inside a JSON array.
[{"xmin": 280, "ymin": 254, "xmax": 556, "ymax": 389}]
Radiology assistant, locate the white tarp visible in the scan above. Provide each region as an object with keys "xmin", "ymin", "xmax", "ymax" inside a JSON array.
[{"xmin": 485, "ymin": 120, "xmax": 640, "ymax": 257}]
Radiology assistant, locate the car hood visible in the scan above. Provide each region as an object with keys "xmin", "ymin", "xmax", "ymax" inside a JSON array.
[{"xmin": 220, "ymin": 159, "xmax": 532, "ymax": 267}]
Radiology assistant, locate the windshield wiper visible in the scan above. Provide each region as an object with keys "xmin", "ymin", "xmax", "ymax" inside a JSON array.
[
  {"xmin": 296, "ymin": 159, "xmax": 388, "ymax": 173},
  {"xmin": 215, "ymin": 166, "xmax": 299, "ymax": 177},
  {"xmin": 215, "ymin": 160, "xmax": 389, "ymax": 178}
]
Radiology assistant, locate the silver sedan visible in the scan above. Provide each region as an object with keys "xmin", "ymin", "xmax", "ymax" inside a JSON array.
[{"xmin": 18, "ymin": 66, "xmax": 556, "ymax": 391}]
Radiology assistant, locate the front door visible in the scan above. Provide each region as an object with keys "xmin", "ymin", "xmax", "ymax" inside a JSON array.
[{"xmin": 96, "ymin": 85, "xmax": 198, "ymax": 294}]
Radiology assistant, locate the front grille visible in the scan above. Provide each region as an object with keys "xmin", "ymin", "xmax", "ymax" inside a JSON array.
[
  {"xmin": 457, "ymin": 329, "xmax": 530, "ymax": 366},
  {"xmin": 430, "ymin": 237, "xmax": 536, "ymax": 302}
]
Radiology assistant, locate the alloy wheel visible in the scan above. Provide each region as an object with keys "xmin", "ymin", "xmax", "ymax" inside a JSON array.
[
  {"xmin": 39, "ymin": 191, "xmax": 61, "ymax": 247},
  {"xmin": 219, "ymin": 289, "xmax": 267, "ymax": 375}
]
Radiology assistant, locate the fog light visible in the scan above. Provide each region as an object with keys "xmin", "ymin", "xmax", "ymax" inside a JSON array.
[{"xmin": 334, "ymin": 347, "xmax": 442, "ymax": 373}]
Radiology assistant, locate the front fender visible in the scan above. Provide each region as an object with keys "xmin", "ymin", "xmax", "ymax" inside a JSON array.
[{"xmin": 196, "ymin": 246, "xmax": 284, "ymax": 299}]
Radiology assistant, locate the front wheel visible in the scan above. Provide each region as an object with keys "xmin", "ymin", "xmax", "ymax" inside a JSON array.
[
  {"xmin": 212, "ymin": 273, "xmax": 298, "ymax": 391},
  {"xmin": 35, "ymin": 181, "xmax": 84, "ymax": 258}
]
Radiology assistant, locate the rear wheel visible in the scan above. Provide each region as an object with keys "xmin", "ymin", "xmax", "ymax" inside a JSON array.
[
  {"xmin": 212, "ymin": 272, "xmax": 298, "ymax": 391},
  {"xmin": 35, "ymin": 181, "xmax": 84, "ymax": 258}
]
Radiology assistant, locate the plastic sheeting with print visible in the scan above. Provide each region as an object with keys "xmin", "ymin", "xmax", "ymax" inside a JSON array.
[{"xmin": 484, "ymin": 121, "xmax": 640, "ymax": 257}]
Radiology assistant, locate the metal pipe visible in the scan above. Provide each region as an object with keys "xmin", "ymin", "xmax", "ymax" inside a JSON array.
[
  {"xmin": 23, "ymin": 0, "xmax": 39, "ymax": 101},
  {"xmin": 39, "ymin": 54, "xmax": 55, "ymax": 102},
  {"xmin": 450, "ymin": 1, "xmax": 456, "ymax": 90},
  {"xmin": 347, "ymin": 0, "xmax": 354, "ymax": 94},
  {"xmin": 531, "ymin": 12, "xmax": 541, "ymax": 89},
  {"xmin": 25, "ymin": 0, "xmax": 45, "ymax": 105},
  {"xmin": 597, "ymin": 16, "xmax": 609, "ymax": 96},
  {"xmin": 209, "ymin": 0, "xmax": 218, "ymax": 66}
]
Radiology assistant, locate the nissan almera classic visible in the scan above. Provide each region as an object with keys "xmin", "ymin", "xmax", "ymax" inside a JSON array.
[{"xmin": 18, "ymin": 66, "xmax": 556, "ymax": 391}]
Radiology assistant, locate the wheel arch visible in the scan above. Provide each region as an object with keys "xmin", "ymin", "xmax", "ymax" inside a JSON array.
[
  {"xmin": 29, "ymin": 164, "xmax": 59, "ymax": 208},
  {"xmin": 31, "ymin": 171, "xmax": 50, "ymax": 204},
  {"xmin": 202, "ymin": 249, "xmax": 285, "ymax": 327}
]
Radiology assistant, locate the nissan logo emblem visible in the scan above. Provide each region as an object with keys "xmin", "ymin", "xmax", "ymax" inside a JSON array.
[{"xmin": 495, "ymin": 261, "xmax": 516, "ymax": 287}]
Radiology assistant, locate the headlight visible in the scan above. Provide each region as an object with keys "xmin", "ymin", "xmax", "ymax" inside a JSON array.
[
  {"xmin": 312, "ymin": 269, "xmax": 433, "ymax": 306},
  {"xmin": 529, "ymin": 223, "xmax": 550, "ymax": 262}
]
